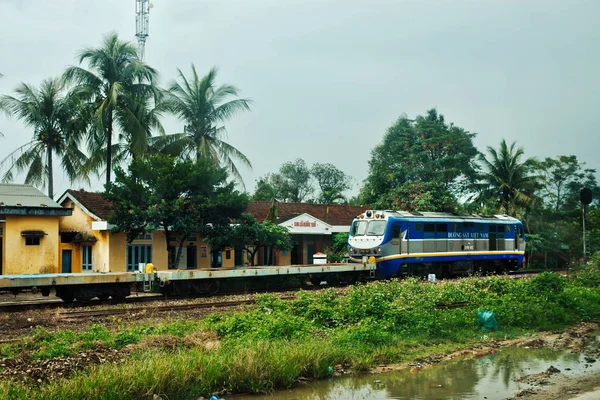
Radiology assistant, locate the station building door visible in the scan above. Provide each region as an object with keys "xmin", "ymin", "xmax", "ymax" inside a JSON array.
[{"xmin": 62, "ymin": 250, "xmax": 72, "ymax": 273}]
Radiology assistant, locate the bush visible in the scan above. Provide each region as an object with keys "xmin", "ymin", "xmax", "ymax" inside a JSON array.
[{"xmin": 573, "ymin": 252, "xmax": 600, "ymax": 287}]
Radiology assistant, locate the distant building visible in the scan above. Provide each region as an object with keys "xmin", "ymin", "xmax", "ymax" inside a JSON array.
[{"xmin": 0, "ymin": 184, "xmax": 72, "ymax": 275}]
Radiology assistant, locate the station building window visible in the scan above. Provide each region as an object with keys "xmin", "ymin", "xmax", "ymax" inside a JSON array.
[
  {"xmin": 25, "ymin": 237, "xmax": 40, "ymax": 246},
  {"xmin": 82, "ymin": 245, "xmax": 93, "ymax": 271},
  {"xmin": 127, "ymin": 244, "xmax": 152, "ymax": 272},
  {"xmin": 134, "ymin": 232, "xmax": 153, "ymax": 241}
]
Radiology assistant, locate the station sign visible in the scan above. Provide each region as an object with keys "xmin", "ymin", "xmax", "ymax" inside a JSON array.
[{"xmin": 281, "ymin": 213, "xmax": 331, "ymax": 235}]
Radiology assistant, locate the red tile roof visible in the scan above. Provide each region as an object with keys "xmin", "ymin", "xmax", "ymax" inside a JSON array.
[
  {"xmin": 247, "ymin": 201, "xmax": 367, "ymax": 226},
  {"xmin": 66, "ymin": 190, "xmax": 114, "ymax": 220},
  {"xmin": 63, "ymin": 190, "xmax": 366, "ymax": 227}
]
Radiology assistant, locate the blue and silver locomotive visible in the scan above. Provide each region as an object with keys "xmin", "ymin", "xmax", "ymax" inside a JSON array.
[{"xmin": 348, "ymin": 210, "xmax": 526, "ymax": 279}]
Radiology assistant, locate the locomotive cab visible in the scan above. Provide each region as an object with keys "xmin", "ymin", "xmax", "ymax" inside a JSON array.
[{"xmin": 348, "ymin": 210, "xmax": 389, "ymax": 262}]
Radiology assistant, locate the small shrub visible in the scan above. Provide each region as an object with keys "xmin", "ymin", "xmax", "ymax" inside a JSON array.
[
  {"xmin": 112, "ymin": 331, "xmax": 141, "ymax": 348},
  {"xmin": 527, "ymin": 272, "xmax": 567, "ymax": 295},
  {"xmin": 572, "ymin": 255, "xmax": 600, "ymax": 287},
  {"xmin": 32, "ymin": 328, "xmax": 76, "ymax": 359}
]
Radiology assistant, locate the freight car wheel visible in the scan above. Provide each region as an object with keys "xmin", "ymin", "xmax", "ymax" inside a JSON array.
[
  {"xmin": 204, "ymin": 280, "xmax": 220, "ymax": 295},
  {"xmin": 58, "ymin": 293, "xmax": 75, "ymax": 303},
  {"xmin": 97, "ymin": 294, "xmax": 109, "ymax": 301}
]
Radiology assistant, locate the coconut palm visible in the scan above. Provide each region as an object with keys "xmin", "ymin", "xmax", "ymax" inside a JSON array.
[
  {"xmin": 63, "ymin": 32, "xmax": 158, "ymax": 187},
  {"xmin": 158, "ymin": 65, "xmax": 252, "ymax": 188},
  {"xmin": 84, "ymin": 83, "xmax": 168, "ymax": 172},
  {"xmin": 0, "ymin": 78, "xmax": 88, "ymax": 198},
  {"xmin": 476, "ymin": 139, "xmax": 540, "ymax": 216}
]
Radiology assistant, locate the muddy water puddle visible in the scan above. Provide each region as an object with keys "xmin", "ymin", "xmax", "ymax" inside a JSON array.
[{"xmin": 234, "ymin": 344, "xmax": 600, "ymax": 399}]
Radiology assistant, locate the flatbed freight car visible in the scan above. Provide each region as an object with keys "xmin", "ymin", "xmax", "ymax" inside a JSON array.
[{"xmin": 0, "ymin": 262, "xmax": 377, "ymax": 302}]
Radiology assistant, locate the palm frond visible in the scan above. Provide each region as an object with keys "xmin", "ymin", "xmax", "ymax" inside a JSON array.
[{"xmin": 167, "ymin": 65, "xmax": 252, "ymax": 186}]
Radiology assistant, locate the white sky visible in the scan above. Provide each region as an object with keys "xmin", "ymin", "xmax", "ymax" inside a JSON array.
[{"xmin": 1, "ymin": 0, "xmax": 599, "ymax": 198}]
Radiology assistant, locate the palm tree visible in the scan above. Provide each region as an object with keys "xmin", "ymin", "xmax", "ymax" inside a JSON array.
[
  {"xmin": 159, "ymin": 65, "xmax": 252, "ymax": 188},
  {"xmin": 0, "ymin": 78, "xmax": 88, "ymax": 198},
  {"xmin": 63, "ymin": 32, "xmax": 158, "ymax": 187},
  {"xmin": 476, "ymin": 139, "xmax": 539, "ymax": 216},
  {"xmin": 84, "ymin": 83, "xmax": 168, "ymax": 172}
]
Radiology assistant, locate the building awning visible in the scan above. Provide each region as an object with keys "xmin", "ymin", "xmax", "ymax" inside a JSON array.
[
  {"xmin": 60, "ymin": 231, "xmax": 98, "ymax": 243},
  {"xmin": 21, "ymin": 230, "xmax": 47, "ymax": 237}
]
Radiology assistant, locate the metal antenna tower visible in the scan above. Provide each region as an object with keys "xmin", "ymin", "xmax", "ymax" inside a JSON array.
[{"xmin": 135, "ymin": 0, "xmax": 152, "ymax": 60}]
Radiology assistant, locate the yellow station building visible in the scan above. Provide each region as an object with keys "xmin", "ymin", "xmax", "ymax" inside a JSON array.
[{"xmin": 0, "ymin": 184, "xmax": 72, "ymax": 275}]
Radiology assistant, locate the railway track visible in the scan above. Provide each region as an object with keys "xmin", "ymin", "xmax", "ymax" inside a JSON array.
[
  {"xmin": 0, "ymin": 293, "xmax": 164, "ymax": 313},
  {"xmin": 0, "ymin": 284, "xmax": 326, "ymax": 314},
  {"xmin": 57, "ymin": 296, "xmax": 300, "ymax": 322}
]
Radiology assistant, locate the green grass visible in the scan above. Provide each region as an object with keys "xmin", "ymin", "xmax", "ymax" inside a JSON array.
[
  {"xmin": 0, "ymin": 319, "xmax": 202, "ymax": 361},
  {"xmin": 1, "ymin": 271, "xmax": 600, "ymax": 399}
]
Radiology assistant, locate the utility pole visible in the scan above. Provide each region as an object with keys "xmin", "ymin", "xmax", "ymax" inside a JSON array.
[
  {"xmin": 580, "ymin": 188, "xmax": 593, "ymax": 262},
  {"xmin": 135, "ymin": 0, "xmax": 152, "ymax": 61},
  {"xmin": 582, "ymin": 205, "xmax": 586, "ymax": 261}
]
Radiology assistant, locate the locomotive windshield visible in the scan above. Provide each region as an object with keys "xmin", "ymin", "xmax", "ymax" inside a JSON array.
[
  {"xmin": 366, "ymin": 220, "xmax": 386, "ymax": 236},
  {"xmin": 350, "ymin": 220, "xmax": 367, "ymax": 236},
  {"xmin": 350, "ymin": 220, "xmax": 387, "ymax": 236}
]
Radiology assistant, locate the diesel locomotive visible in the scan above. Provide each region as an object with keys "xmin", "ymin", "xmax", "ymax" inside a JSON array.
[{"xmin": 348, "ymin": 210, "xmax": 526, "ymax": 279}]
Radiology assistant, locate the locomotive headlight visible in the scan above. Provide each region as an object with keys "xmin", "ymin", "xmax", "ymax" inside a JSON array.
[{"xmin": 377, "ymin": 247, "xmax": 382, "ymax": 253}]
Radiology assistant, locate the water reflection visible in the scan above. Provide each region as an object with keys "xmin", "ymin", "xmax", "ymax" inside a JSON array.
[{"xmin": 233, "ymin": 347, "xmax": 599, "ymax": 400}]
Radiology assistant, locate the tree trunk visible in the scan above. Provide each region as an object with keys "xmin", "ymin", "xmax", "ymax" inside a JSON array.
[
  {"xmin": 247, "ymin": 246, "xmax": 259, "ymax": 266},
  {"xmin": 210, "ymin": 250, "xmax": 221, "ymax": 268},
  {"xmin": 174, "ymin": 235, "xmax": 188, "ymax": 269},
  {"xmin": 105, "ymin": 105, "xmax": 113, "ymax": 188},
  {"xmin": 164, "ymin": 225, "xmax": 175, "ymax": 270},
  {"xmin": 47, "ymin": 148, "xmax": 53, "ymax": 199}
]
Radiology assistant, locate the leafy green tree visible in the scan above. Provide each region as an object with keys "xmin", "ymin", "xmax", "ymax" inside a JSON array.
[
  {"xmin": 105, "ymin": 154, "xmax": 248, "ymax": 269},
  {"xmin": 206, "ymin": 214, "xmax": 292, "ymax": 266},
  {"xmin": 254, "ymin": 159, "xmax": 313, "ymax": 202},
  {"xmin": 158, "ymin": 65, "xmax": 252, "ymax": 189},
  {"xmin": 311, "ymin": 162, "xmax": 352, "ymax": 204},
  {"xmin": 359, "ymin": 109, "xmax": 478, "ymax": 211},
  {"xmin": 475, "ymin": 139, "xmax": 539, "ymax": 217},
  {"xmin": 63, "ymin": 32, "xmax": 158, "ymax": 187},
  {"xmin": 385, "ymin": 181, "xmax": 458, "ymax": 212},
  {"xmin": 252, "ymin": 173, "xmax": 284, "ymax": 201},
  {"xmin": 279, "ymin": 158, "xmax": 313, "ymax": 202},
  {"xmin": 0, "ymin": 78, "xmax": 88, "ymax": 198},
  {"xmin": 530, "ymin": 155, "xmax": 599, "ymax": 263},
  {"xmin": 588, "ymin": 209, "xmax": 600, "ymax": 257},
  {"xmin": 326, "ymin": 232, "xmax": 349, "ymax": 262},
  {"xmin": 538, "ymin": 155, "xmax": 597, "ymax": 214}
]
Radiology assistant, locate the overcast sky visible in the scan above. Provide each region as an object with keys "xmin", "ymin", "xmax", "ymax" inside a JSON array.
[{"xmin": 1, "ymin": 0, "xmax": 599, "ymax": 198}]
